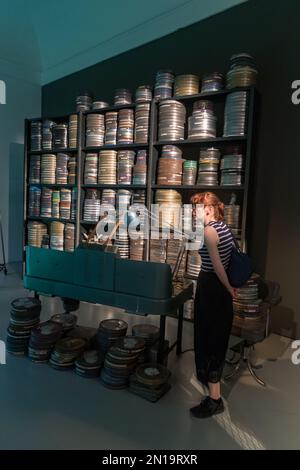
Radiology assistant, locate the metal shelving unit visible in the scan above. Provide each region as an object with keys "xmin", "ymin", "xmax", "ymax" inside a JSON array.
[{"xmin": 23, "ymin": 85, "xmax": 256, "ymax": 266}]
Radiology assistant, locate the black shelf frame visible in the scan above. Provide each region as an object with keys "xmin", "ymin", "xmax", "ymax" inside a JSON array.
[
  {"xmin": 83, "ymin": 143, "xmax": 148, "ymax": 151},
  {"xmin": 24, "ymin": 86, "xmax": 257, "ymax": 266},
  {"xmin": 28, "ymin": 183, "xmax": 76, "ymax": 189},
  {"xmin": 29, "ymin": 148, "xmax": 78, "ymax": 154}
]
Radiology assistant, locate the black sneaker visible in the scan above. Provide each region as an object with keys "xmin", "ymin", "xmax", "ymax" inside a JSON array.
[{"xmin": 190, "ymin": 396, "xmax": 224, "ymax": 418}]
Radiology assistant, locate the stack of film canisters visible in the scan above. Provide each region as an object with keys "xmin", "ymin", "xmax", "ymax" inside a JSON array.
[
  {"xmin": 49, "ymin": 337, "xmax": 86, "ymax": 370},
  {"xmin": 75, "ymin": 350, "xmax": 104, "ymax": 378},
  {"xmin": 6, "ymin": 297, "xmax": 41, "ymax": 356},
  {"xmin": 96, "ymin": 319, "xmax": 128, "ymax": 354},
  {"xmin": 28, "ymin": 321, "xmax": 63, "ymax": 362},
  {"xmin": 100, "ymin": 336, "xmax": 145, "ymax": 389},
  {"xmin": 129, "ymin": 363, "xmax": 171, "ymax": 402}
]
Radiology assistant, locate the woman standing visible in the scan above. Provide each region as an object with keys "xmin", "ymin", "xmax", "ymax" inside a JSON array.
[{"xmin": 190, "ymin": 192, "xmax": 235, "ymax": 418}]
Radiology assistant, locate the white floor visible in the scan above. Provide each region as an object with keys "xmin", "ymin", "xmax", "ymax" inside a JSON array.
[{"xmin": 0, "ymin": 265, "xmax": 299, "ymax": 450}]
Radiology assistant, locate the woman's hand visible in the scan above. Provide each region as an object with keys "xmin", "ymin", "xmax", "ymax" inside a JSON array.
[{"xmin": 228, "ymin": 286, "xmax": 237, "ymax": 298}]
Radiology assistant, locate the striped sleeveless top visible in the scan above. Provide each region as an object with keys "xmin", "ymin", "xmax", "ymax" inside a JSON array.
[{"xmin": 200, "ymin": 220, "xmax": 234, "ymax": 272}]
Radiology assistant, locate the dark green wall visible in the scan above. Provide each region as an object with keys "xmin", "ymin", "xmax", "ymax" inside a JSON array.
[{"xmin": 42, "ymin": 0, "xmax": 300, "ymax": 338}]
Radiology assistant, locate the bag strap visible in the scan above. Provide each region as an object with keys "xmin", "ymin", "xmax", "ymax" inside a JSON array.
[{"xmin": 227, "ymin": 226, "xmax": 241, "ymax": 251}]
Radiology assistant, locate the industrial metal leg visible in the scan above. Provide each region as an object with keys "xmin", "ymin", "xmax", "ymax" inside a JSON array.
[
  {"xmin": 247, "ymin": 345, "xmax": 266, "ymax": 387},
  {"xmin": 158, "ymin": 315, "xmax": 166, "ymax": 364},
  {"xmin": 0, "ymin": 215, "xmax": 7, "ymax": 276},
  {"xmin": 176, "ymin": 305, "xmax": 184, "ymax": 355},
  {"xmin": 224, "ymin": 342, "xmax": 266, "ymax": 387}
]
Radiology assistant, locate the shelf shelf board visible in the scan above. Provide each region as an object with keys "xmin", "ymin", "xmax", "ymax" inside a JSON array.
[
  {"xmin": 27, "ymin": 216, "xmax": 75, "ymax": 223},
  {"xmin": 29, "ymin": 148, "xmax": 78, "ymax": 155},
  {"xmin": 82, "ymin": 184, "xmax": 146, "ymax": 189},
  {"xmin": 83, "ymin": 143, "xmax": 148, "ymax": 151},
  {"xmin": 28, "ymin": 183, "xmax": 76, "ymax": 188},
  {"xmin": 80, "ymin": 220, "xmax": 98, "ymax": 225},
  {"xmin": 156, "ymin": 86, "xmax": 253, "ymax": 104},
  {"xmin": 154, "ymin": 136, "xmax": 247, "ymax": 147},
  {"xmin": 84, "ymin": 101, "xmax": 151, "ymax": 114},
  {"xmin": 152, "ymin": 184, "xmax": 244, "ymax": 190}
]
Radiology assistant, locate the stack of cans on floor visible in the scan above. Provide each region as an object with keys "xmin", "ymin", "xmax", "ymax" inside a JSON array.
[
  {"xmin": 53, "ymin": 124, "xmax": 68, "ymax": 149},
  {"xmin": 158, "ymin": 100, "xmax": 186, "ymax": 141},
  {"xmin": 117, "ymin": 150, "xmax": 135, "ymax": 184},
  {"xmin": 223, "ymin": 91, "xmax": 248, "ymax": 137},
  {"xmin": 56, "ymin": 153, "xmax": 69, "ymax": 184},
  {"xmin": 68, "ymin": 114, "xmax": 78, "ymax": 148},
  {"xmin": 30, "ymin": 121, "xmax": 42, "ymax": 151},
  {"xmin": 6, "ymin": 298, "xmax": 41, "ymax": 356},
  {"xmin": 157, "ymin": 147, "xmax": 183, "ymax": 185},
  {"xmin": 174, "ymin": 74, "xmax": 199, "ymax": 96},
  {"xmin": 188, "ymin": 100, "xmax": 217, "ymax": 139},
  {"xmin": 117, "ymin": 109, "xmax": 134, "ymax": 144},
  {"xmin": 201, "ymin": 73, "xmax": 224, "ymax": 92},
  {"xmin": 27, "ymin": 221, "xmax": 47, "ymax": 247},
  {"xmin": 96, "ymin": 319, "xmax": 128, "ymax": 354},
  {"xmin": 220, "ymin": 153, "xmax": 244, "ymax": 186},
  {"xmin": 182, "ymin": 160, "xmax": 197, "ymax": 185},
  {"xmin": 134, "ymin": 103, "xmax": 150, "ymax": 143},
  {"xmin": 98, "ymin": 150, "xmax": 117, "ymax": 184},
  {"xmin": 49, "ymin": 337, "xmax": 86, "ymax": 370},
  {"xmin": 133, "ymin": 150, "xmax": 147, "ymax": 185},
  {"xmin": 132, "ymin": 324, "xmax": 160, "ymax": 362},
  {"xmin": 105, "ymin": 112, "xmax": 118, "ymax": 144},
  {"xmin": 76, "ymin": 93, "xmax": 93, "ymax": 112},
  {"xmin": 42, "ymin": 120, "xmax": 55, "ymax": 150},
  {"xmin": 41, "ymin": 154, "xmax": 56, "ymax": 184},
  {"xmin": 50, "ymin": 313, "xmax": 78, "ymax": 332},
  {"xmin": 92, "ymin": 101, "xmax": 109, "ymax": 110},
  {"xmin": 197, "ymin": 147, "xmax": 220, "ymax": 186},
  {"xmin": 129, "ymin": 363, "xmax": 171, "ymax": 402},
  {"xmin": 114, "ymin": 88, "xmax": 132, "ymax": 105},
  {"xmin": 28, "ymin": 186, "xmax": 41, "ymax": 216},
  {"xmin": 135, "ymin": 85, "xmax": 152, "ymax": 102},
  {"xmin": 83, "ymin": 189, "xmax": 101, "ymax": 222},
  {"xmin": 86, "ymin": 113, "xmax": 105, "ymax": 147},
  {"xmin": 154, "ymin": 70, "xmax": 174, "ymax": 100},
  {"xmin": 28, "ymin": 321, "xmax": 63, "ymax": 362},
  {"xmin": 29, "ymin": 154, "xmax": 41, "ymax": 183},
  {"xmin": 75, "ymin": 350, "xmax": 104, "ymax": 378},
  {"xmin": 226, "ymin": 53, "xmax": 258, "ymax": 89},
  {"xmin": 100, "ymin": 336, "xmax": 145, "ymax": 389},
  {"xmin": 84, "ymin": 153, "xmax": 98, "ymax": 184}
]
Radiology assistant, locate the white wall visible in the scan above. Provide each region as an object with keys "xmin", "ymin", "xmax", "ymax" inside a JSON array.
[{"xmin": 0, "ymin": 62, "xmax": 41, "ymax": 263}]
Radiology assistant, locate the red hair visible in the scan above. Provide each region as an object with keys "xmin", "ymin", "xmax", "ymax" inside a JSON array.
[{"xmin": 190, "ymin": 192, "xmax": 224, "ymax": 221}]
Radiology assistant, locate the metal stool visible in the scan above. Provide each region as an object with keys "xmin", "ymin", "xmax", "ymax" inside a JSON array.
[{"xmin": 225, "ymin": 279, "xmax": 281, "ymax": 387}]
